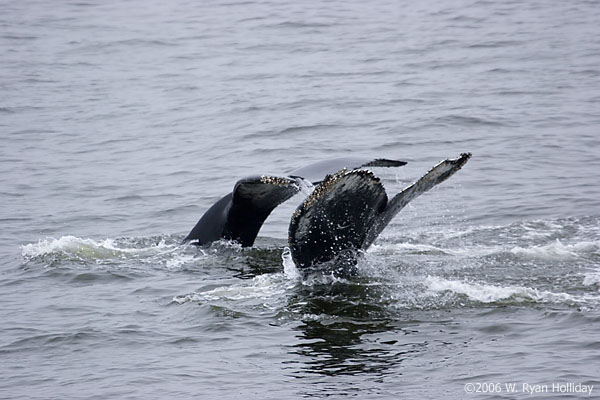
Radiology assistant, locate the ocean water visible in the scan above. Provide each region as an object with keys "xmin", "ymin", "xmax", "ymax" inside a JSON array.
[{"xmin": 2, "ymin": 0, "xmax": 600, "ymax": 398}]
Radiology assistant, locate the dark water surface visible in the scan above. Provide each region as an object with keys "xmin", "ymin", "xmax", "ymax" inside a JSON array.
[{"xmin": 2, "ymin": 0, "xmax": 600, "ymax": 398}]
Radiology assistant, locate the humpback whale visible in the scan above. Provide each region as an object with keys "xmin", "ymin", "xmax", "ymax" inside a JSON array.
[
  {"xmin": 184, "ymin": 153, "xmax": 471, "ymax": 273},
  {"xmin": 183, "ymin": 157, "xmax": 407, "ymax": 246}
]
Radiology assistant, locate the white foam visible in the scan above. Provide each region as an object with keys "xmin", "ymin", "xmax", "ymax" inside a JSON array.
[
  {"xmin": 425, "ymin": 276, "xmax": 599, "ymax": 305},
  {"xmin": 370, "ymin": 236, "xmax": 599, "ymax": 262},
  {"xmin": 369, "ymin": 241, "xmax": 505, "ymax": 259},
  {"xmin": 368, "ymin": 242, "xmax": 448, "ymax": 255},
  {"xmin": 21, "ymin": 235, "xmax": 190, "ymax": 266},
  {"xmin": 425, "ymin": 276, "xmax": 531, "ymax": 303},
  {"xmin": 583, "ymin": 271, "xmax": 600, "ymax": 288},
  {"xmin": 173, "ymin": 272, "xmax": 296, "ymax": 306},
  {"xmin": 21, "ymin": 236, "xmax": 125, "ymax": 259},
  {"xmin": 281, "ymin": 247, "xmax": 301, "ymax": 280},
  {"xmin": 509, "ymin": 239, "xmax": 599, "ymax": 260},
  {"xmin": 173, "ymin": 246, "xmax": 307, "ymax": 305},
  {"xmin": 165, "ymin": 254, "xmax": 198, "ymax": 270}
]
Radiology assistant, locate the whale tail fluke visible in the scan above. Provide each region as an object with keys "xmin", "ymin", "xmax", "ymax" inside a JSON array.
[
  {"xmin": 288, "ymin": 156, "xmax": 407, "ymax": 184},
  {"xmin": 184, "ymin": 153, "xmax": 470, "ymax": 269},
  {"xmin": 184, "ymin": 175, "xmax": 301, "ymax": 246},
  {"xmin": 288, "ymin": 169, "xmax": 388, "ymax": 269},
  {"xmin": 288, "ymin": 153, "xmax": 471, "ymax": 272},
  {"xmin": 365, "ymin": 152, "xmax": 471, "ymax": 248},
  {"xmin": 361, "ymin": 158, "xmax": 408, "ymax": 168}
]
